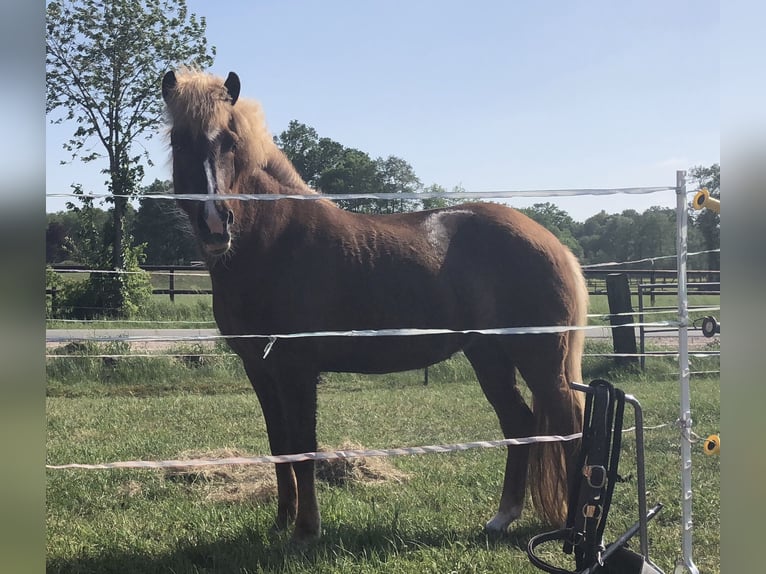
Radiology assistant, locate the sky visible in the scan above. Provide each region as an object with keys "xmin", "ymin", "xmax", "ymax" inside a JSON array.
[{"xmin": 45, "ymin": 0, "xmax": 720, "ymax": 221}]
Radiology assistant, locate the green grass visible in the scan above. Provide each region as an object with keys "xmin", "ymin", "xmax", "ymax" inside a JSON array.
[
  {"xmin": 46, "ymin": 295, "xmax": 216, "ymax": 329},
  {"xmin": 46, "ymin": 346, "xmax": 720, "ymax": 573}
]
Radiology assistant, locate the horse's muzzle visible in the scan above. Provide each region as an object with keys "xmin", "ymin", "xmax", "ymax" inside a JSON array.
[{"xmin": 198, "ymin": 207, "xmax": 234, "ymax": 256}]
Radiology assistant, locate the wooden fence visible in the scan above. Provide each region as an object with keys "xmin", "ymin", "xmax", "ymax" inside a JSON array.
[{"xmin": 47, "ymin": 264, "xmax": 720, "ymax": 302}]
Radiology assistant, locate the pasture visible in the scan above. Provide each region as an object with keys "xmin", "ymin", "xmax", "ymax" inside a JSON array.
[{"xmin": 46, "ymin": 343, "xmax": 720, "ymax": 573}]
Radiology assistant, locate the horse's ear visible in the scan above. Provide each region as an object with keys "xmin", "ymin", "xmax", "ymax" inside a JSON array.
[
  {"xmin": 162, "ymin": 71, "xmax": 177, "ymax": 103},
  {"xmin": 224, "ymin": 72, "xmax": 240, "ymax": 105}
]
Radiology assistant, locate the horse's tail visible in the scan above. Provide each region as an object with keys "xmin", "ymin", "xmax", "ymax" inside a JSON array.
[{"xmin": 529, "ymin": 249, "xmax": 588, "ymax": 527}]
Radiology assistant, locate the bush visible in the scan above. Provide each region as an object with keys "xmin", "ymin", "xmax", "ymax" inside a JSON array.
[
  {"xmin": 55, "ymin": 243, "xmax": 153, "ymax": 319},
  {"xmin": 46, "ymin": 266, "xmax": 66, "ymax": 318}
]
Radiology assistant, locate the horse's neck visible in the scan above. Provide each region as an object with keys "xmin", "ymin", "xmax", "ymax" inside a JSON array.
[{"xmin": 227, "ymin": 170, "xmax": 306, "ymax": 249}]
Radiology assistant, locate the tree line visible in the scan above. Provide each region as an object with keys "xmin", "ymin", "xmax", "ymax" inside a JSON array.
[{"xmin": 47, "ymin": 120, "xmax": 720, "ymax": 272}]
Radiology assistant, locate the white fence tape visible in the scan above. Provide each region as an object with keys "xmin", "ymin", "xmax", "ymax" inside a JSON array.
[
  {"xmin": 47, "ymin": 185, "xmax": 677, "ymax": 203},
  {"xmin": 45, "ymin": 422, "xmax": 675, "ymax": 471},
  {"xmin": 46, "ymin": 432, "xmax": 584, "ymax": 470},
  {"xmin": 45, "ymin": 321, "xmax": 678, "ymax": 347},
  {"xmin": 581, "ymin": 249, "xmax": 720, "ymax": 269}
]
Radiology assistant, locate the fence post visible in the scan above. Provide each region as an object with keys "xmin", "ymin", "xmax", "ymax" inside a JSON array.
[
  {"xmin": 675, "ymin": 169, "xmax": 698, "ymax": 574},
  {"xmin": 169, "ymin": 268, "xmax": 175, "ymax": 303},
  {"xmin": 606, "ymin": 273, "xmax": 638, "ymax": 365}
]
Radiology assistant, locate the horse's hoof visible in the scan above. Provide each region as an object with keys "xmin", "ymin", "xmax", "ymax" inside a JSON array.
[{"xmin": 291, "ymin": 523, "xmax": 321, "ymax": 545}]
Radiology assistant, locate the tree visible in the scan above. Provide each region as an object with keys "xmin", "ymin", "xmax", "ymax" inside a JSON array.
[
  {"xmin": 46, "ymin": 221, "xmax": 69, "ymax": 264},
  {"xmin": 134, "ymin": 179, "xmax": 200, "ymax": 264},
  {"xmin": 47, "ymin": 188, "xmax": 111, "ymax": 265},
  {"xmin": 577, "ymin": 210, "xmax": 638, "ymax": 265},
  {"xmin": 634, "ymin": 207, "xmax": 676, "ymax": 268},
  {"xmin": 46, "ymin": 0, "xmax": 214, "ymax": 310},
  {"xmin": 519, "ymin": 202, "xmax": 584, "ymax": 259},
  {"xmin": 374, "ymin": 156, "xmax": 422, "ymax": 214},
  {"xmin": 421, "ymin": 183, "xmax": 464, "ymax": 210},
  {"xmin": 317, "ymin": 148, "xmax": 383, "ymax": 212},
  {"xmin": 273, "ymin": 121, "xmax": 344, "ymax": 188},
  {"xmin": 275, "ymin": 121, "xmax": 427, "ymax": 214}
]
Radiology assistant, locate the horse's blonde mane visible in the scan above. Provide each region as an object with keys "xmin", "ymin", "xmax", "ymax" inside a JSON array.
[{"xmin": 165, "ymin": 69, "xmax": 312, "ymax": 192}]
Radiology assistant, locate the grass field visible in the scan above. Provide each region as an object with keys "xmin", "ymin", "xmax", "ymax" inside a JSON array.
[{"xmin": 46, "ymin": 344, "xmax": 720, "ymax": 573}]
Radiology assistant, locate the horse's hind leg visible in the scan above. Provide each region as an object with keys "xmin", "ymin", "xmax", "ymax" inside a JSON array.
[
  {"xmin": 280, "ymin": 369, "xmax": 321, "ymax": 543},
  {"xmin": 465, "ymin": 341, "xmax": 534, "ymax": 533}
]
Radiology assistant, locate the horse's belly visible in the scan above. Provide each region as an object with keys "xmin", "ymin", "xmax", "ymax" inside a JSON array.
[{"xmin": 315, "ymin": 334, "xmax": 468, "ymax": 374}]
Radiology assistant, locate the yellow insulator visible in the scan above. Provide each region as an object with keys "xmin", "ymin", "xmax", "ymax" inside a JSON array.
[
  {"xmin": 703, "ymin": 434, "xmax": 720, "ymax": 456},
  {"xmin": 692, "ymin": 188, "xmax": 720, "ymax": 214}
]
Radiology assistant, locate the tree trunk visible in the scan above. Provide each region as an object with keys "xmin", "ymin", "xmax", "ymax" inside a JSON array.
[
  {"xmin": 110, "ymin": 167, "xmax": 127, "ymax": 314},
  {"xmin": 112, "ymin": 196, "xmax": 125, "ymax": 270}
]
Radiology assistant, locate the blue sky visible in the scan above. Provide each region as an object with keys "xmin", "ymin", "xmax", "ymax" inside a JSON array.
[{"xmin": 45, "ymin": 0, "xmax": 720, "ymax": 221}]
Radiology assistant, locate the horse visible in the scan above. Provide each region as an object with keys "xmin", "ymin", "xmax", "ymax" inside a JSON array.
[{"xmin": 161, "ymin": 69, "xmax": 588, "ymax": 543}]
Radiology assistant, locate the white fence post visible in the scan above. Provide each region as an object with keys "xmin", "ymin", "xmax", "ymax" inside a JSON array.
[{"xmin": 675, "ymin": 170, "xmax": 699, "ymax": 574}]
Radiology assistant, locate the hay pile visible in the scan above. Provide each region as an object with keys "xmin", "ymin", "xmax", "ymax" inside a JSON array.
[
  {"xmin": 157, "ymin": 442, "xmax": 409, "ymax": 505},
  {"xmin": 314, "ymin": 441, "xmax": 410, "ymax": 486}
]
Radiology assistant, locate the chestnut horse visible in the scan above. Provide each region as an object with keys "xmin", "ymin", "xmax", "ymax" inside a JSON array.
[{"xmin": 161, "ymin": 69, "xmax": 587, "ymax": 542}]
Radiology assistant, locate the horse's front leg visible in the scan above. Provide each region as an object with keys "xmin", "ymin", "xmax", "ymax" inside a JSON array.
[{"xmin": 242, "ymin": 363, "xmax": 298, "ymax": 530}]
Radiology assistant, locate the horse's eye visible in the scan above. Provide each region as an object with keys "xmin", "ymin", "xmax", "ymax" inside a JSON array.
[
  {"xmin": 170, "ymin": 135, "xmax": 185, "ymax": 154},
  {"xmin": 221, "ymin": 134, "xmax": 237, "ymax": 154}
]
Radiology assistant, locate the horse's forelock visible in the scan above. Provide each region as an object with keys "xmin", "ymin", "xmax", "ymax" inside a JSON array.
[
  {"xmin": 164, "ymin": 72, "xmax": 232, "ymax": 137},
  {"xmin": 165, "ymin": 70, "xmax": 312, "ymax": 192}
]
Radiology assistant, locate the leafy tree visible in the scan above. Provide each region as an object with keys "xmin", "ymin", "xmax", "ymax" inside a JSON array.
[
  {"xmin": 373, "ymin": 156, "xmax": 422, "ymax": 214},
  {"xmin": 577, "ymin": 210, "xmax": 637, "ymax": 265},
  {"xmin": 275, "ymin": 121, "xmax": 427, "ymax": 214},
  {"xmin": 519, "ymin": 202, "xmax": 584, "ymax": 259},
  {"xmin": 46, "ymin": 0, "xmax": 214, "ymax": 313},
  {"xmin": 273, "ymin": 121, "xmax": 345, "ymax": 188},
  {"xmin": 46, "ymin": 221, "xmax": 69, "ymax": 264},
  {"xmin": 49, "ymin": 187, "xmax": 111, "ymax": 265},
  {"xmin": 134, "ymin": 179, "xmax": 200, "ymax": 264},
  {"xmin": 317, "ymin": 148, "xmax": 383, "ymax": 212},
  {"xmin": 421, "ymin": 183, "xmax": 464, "ymax": 210},
  {"xmin": 633, "ymin": 207, "xmax": 677, "ymax": 268}
]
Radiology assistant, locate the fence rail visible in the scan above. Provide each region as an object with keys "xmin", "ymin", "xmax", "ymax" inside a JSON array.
[{"xmin": 47, "ymin": 264, "xmax": 721, "ymax": 303}]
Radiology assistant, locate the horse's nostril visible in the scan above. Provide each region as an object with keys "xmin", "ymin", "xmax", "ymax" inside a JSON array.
[{"xmin": 227, "ymin": 210, "xmax": 234, "ymax": 226}]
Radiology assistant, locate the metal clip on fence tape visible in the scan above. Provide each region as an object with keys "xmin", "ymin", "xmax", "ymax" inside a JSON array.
[{"xmin": 262, "ymin": 336, "xmax": 277, "ymax": 359}]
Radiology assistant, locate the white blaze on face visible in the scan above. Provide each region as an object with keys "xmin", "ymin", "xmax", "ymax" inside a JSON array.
[{"xmin": 202, "ymin": 156, "xmax": 226, "ymax": 235}]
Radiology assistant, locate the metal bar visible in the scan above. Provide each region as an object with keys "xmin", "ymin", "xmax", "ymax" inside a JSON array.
[
  {"xmin": 624, "ymin": 394, "xmax": 650, "ymax": 559},
  {"xmin": 583, "ymin": 504, "xmax": 664, "ymax": 574}
]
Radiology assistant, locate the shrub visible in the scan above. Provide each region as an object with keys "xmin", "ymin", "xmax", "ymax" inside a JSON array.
[{"xmin": 56, "ymin": 243, "xmax": 153, "ymax": 319}]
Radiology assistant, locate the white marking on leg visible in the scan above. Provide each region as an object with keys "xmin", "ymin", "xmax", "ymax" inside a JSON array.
[{"xmin": 484, "ymin": 506, "xmax": 523, "ymax": 533}]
